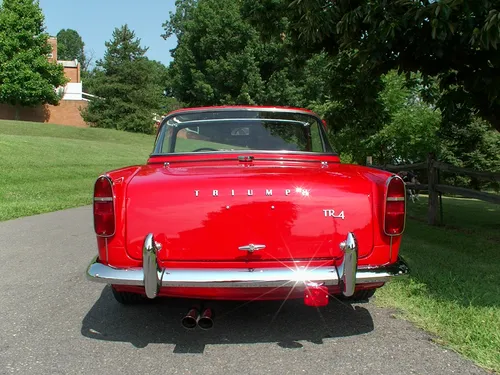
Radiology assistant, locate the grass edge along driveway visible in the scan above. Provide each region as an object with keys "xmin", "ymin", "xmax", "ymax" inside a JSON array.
[{"xmin": 377, "ymin": 197, "xmax": 500, "ymax": 373}]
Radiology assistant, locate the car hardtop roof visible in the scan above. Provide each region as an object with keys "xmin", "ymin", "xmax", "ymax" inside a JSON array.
[{"xmin": 166, "ymin": 105, "xmax": 319, "ymax": 118}]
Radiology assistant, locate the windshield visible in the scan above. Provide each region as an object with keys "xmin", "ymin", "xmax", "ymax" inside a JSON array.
[{"xmin": 154, "ymin": 109, "xmax": 334, "ymax": 154}]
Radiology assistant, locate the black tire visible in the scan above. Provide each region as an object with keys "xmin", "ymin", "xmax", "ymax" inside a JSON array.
[
  {"xmin": 340, "ymin": 288, "xmax": 376, "ymax": 302},
  {"xmin": 111, "ymin": 287, "xmax": 146, "ymax": 305}
]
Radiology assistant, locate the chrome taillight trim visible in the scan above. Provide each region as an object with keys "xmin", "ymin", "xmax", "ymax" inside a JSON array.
[
  {"xmin": 93, "ymin": 197, "xmax": 113, "ymax": 202},
  {"xmin": 93, "ymin": 175, "xmax": 116, "ymax": 238},
  {"xmin": 383, "ymin": 174, "xmax": 407, "ymax": 236},
  {"xmin": 386, "ymin": 196, "xmax": 405, "ymax": 202}
]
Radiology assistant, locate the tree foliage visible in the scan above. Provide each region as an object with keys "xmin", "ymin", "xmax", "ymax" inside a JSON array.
[
  {"xmin": 439, "ymin": 116, "xmax": 500, "ymax": 190},
  {"xmin": 244, "ymin": 0, "xmax": 500, "ymax": 132},
  {"xmin": 352, "ymin": 71, "xmax": 500, "ymax": 191},
  {"xmin": 0, "ymin": 0, "xmax": 67, "ymax": 110},
  {"xmin": 164, "ymin": 0, "xmax": 401, "ymax": 162},
  {"xmin": 82, "ymin": 25, "xmax": 170, "ymax": 133},
  {"xmin": 307, "ymin": 51, "xmax": 389, "ymax": 163},
  {"xmin": 164, "ymin": 0, "xmax": 262, "ymax": 105},
  {"xmin": 164, "ymin": 0, "xmax": 327, "ymax": 107},
  {"xmin": 365, "ymin": 72, "xmax": 441, "ymax": 165},
  {"xmin": 56, "ymin": 28, "xmax": 85, "ymax": 67}
]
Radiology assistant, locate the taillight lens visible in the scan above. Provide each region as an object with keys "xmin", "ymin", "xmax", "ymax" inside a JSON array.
[
  {"xmin": 93, "ymin": 176, "xmax": 115, "ymax": 237},
  {"xmin": 384, "ymin": 176, "xmax": 406, "ymax": 236}
]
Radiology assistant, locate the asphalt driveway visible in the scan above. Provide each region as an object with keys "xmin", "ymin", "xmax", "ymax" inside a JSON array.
[{"xmin": 0, "ymin": 207, "xmax": 488, "ymax": 375}]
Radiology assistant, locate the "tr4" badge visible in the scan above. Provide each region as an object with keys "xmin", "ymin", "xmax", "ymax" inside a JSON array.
[{"xmin": 323, "ymin": 209, "xmax": 345, "ymax": 220}]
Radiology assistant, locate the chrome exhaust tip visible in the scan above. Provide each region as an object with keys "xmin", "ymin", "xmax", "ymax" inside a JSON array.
[
  {"xmin": 181, "ymin": 308, "xmax": 199, "ymax": 329},
  {"xmin": 198, "ymin": 308, "xmax": 214, "ymax": 330}
]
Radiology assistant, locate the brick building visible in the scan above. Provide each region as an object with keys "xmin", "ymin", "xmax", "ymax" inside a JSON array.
[{"xmin": 0, "ymin": 36, "xmax": 89, "ymax": 127}]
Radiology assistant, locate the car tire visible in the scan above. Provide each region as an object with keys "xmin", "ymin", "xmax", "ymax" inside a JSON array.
[
  {"xmin": 111, "ymin": 287, "xmax": 146, "ymax": 305},
  {"xmin": 341, "ymin": 288, "xmax": 376, "ymax": 302}
]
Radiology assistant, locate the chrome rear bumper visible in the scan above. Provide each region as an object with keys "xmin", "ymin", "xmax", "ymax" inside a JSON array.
[{"xmin": 86, "ymin": 232, "xmax": 409, "ymax": 299}]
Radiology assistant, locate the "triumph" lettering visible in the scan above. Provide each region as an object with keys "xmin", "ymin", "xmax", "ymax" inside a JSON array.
[{"xmin": 194, "ymin": 188, "xmax": 309, "ymax": 197}]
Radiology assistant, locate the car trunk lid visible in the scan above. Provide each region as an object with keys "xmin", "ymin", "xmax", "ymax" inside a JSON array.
[{"xmin": 124, "ymin": 163, "xmax": 374, "ymax": 262}]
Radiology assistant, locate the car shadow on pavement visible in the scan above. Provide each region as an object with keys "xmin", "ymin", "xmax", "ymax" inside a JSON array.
[{"xmin": 81, "ymin": 286, "xmax": 374, "ymax": 353}]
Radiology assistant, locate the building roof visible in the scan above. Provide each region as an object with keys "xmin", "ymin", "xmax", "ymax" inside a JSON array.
[{"xmin": 58, "ymin": 60, "xmax": 79, "ymax": 68}]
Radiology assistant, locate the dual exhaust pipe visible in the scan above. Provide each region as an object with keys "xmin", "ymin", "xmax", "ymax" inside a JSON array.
[{"xmin": 181, "ymin": 307, "xmax": 214, "ymax": 330}]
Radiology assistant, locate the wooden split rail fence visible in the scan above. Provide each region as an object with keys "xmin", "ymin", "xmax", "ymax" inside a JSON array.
[{"xmin": 369, "ymin": 154, "xmax": 500, "ymax": 225}]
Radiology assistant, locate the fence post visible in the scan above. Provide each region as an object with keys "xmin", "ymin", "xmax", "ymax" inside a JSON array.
[
  {"xmin": 438, "ymin": 169, "xmax": 444, "ymax": 224},
  {"xmin": 427, "ymin": 153, "xmax": 439, "ymax": 225},
  {"xmin": 366, "ymin": 156, "xmax": 373, "ymax": 166}
]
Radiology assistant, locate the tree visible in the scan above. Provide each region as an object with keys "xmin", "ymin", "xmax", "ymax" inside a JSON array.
[
  {"xmin": 161, "ymin": 0, "xmax": 197, "ymax": 40},
  {"xmin": 357, "ymin": 71, "xmax": 500, "ymax": 191},
  {"xmin": 364, "ymin": 72, "xmax": 441, "ymax": 165},
  {"xmin": 82, "ymin": 25, "xmax": 170, "ymax": 133},
  {"xmin": 0, "ymin": 0, "xmax": 67, "ymax": 117},
  {"xmin": 305, "ymin": 51, "xmax": 389, "ymax": 163},
  {"xmin": 438, "ymin": 116, "xmax": 500, "ymax": 190},
  {"xmin": 164, "ymin": 0, "xmax": 333, "ymax": 107},
  {"xmin": 163, "ymin": 0, "xmax": 388, "ymax": 161},
  {"xmin": 163, "ymin": 0, "xmax": 265, "ymax": 106},
  {"xmin": 56, "ymin": 28, "xmax": 85, "ymax": 67},
  {"xmin": 244, "ymin": 0, "xmax": 500, "ymax": 132}
]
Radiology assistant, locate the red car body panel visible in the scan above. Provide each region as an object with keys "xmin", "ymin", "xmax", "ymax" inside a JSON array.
[
  {"xmin": 124, "ymin": 161, "xmax": 375, "ymax": 262},
  {"xmin": 89, "ymin": 106, "xmax": 407, "ymax": 304}
]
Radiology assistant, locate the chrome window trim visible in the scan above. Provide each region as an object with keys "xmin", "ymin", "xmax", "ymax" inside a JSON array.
[
  {"xmin": 153, "ymin": 107, "xmax": 335, "ymax": 156},
  {"xmin": 150, "ymin": 149, "xmax": 338, "ymax": 158}
]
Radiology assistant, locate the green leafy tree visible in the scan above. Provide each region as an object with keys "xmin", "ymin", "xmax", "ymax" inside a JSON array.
[
  {"xmin": 439, "ymin": 116, "xmax": 500, "ymax": 190},
  {"xmin": 164, "ymin": 0, "xmax": 389, "ymax": 162},
  {"xmin": 244, "ymin": 0, "xmax": 500, "ymax": 132},
  {"xmin": 365, "ymin": 72, "xmax": 441, "ymax": 165},
  {"xmin": 82, "ymin": 25, "xmax": 169, "ymax": 133},
  {"xmin": 0, "ymin": 0, "xmax": 67, "ymax": 117},
  {"xmin": 353, "ymin": 71, "xmax": 499, "ymax": 191},
  {"xmin": 306, "ymin": 52, "xmax": 389, "ymax": 163},
  {"xmin": 56, "ymin": 28, "xmax": 85, "ymax": 67},
  {"xmin": 164, "ymin": 0, "xmax": 329, "ymax": 107},
  {"xmin": 162, "ymin": 0, "xmax": 197, "ymax": 40},
  {"xmin": 163, "ymin": 0, "xmax": 264, "ymax": 106}
]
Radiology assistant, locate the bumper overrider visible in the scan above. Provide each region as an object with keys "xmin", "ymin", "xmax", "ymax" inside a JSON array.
[{"xmin": 86, "ymin": 232, "xmax": 409, "ymax": 299}]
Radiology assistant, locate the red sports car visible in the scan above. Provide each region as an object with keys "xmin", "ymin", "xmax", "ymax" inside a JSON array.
[{"xmin": 86, "ymin": 106, "xmax": 409, "ymax": 330}]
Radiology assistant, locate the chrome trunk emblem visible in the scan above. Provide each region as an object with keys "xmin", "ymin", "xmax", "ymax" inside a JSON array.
[
  {"xmin": 238, "ymin": 244, "xmax": 266, "ymax": 252},
  {"xmin": 193, "ymin": 188, "xmax": 307, "ymax": 197}
]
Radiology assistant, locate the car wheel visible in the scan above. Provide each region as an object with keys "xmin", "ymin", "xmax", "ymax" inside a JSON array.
[
  {"xmin": 341, "ymin": 288, "xmax": 376, "ymax": 302},
  {"xmin": 111, "ymin": 287, "xmax": 146, "ymax": 305}
]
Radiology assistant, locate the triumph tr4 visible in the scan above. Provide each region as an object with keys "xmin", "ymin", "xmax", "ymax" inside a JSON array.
[{"xmin": 86, "ymin": 106, "xmax": 409, "ymax": 329}]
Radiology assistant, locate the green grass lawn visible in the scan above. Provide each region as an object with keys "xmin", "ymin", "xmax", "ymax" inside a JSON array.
[
  {"xmin": 0, "ymin": 120, "xmax": 154, "ymax": 221},
  {"xmin": 377, "ymin": 196, "xmax": 500, "ymax": 372}
]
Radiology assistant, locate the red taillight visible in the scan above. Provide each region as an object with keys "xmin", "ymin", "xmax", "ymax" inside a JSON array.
[
  {"xmin": 304, "ymin": 283, "xmax": 329, "ymax": 307},
  {"xmin": 93, "ymin": 176, "xmax": 115, "ymax": 237},
  {"xmin": 384, "ymin": 176, "xmax": 406, "ymax": 236}
]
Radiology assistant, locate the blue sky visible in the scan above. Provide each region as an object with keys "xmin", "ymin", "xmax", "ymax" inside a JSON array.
[{"xmin": 38, "ymin": 0, "xmax": 178, "ymax": 66}]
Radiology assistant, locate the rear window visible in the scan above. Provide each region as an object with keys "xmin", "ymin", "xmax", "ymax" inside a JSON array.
[{"xmin": 154, "ymin": 109, "xmax": 333, "ymax": 154}]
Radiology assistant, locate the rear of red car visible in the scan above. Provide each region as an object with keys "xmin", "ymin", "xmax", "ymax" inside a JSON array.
[{"xmin": 87, "ymin": 106, "xmax": 409, "ymax": 328}]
